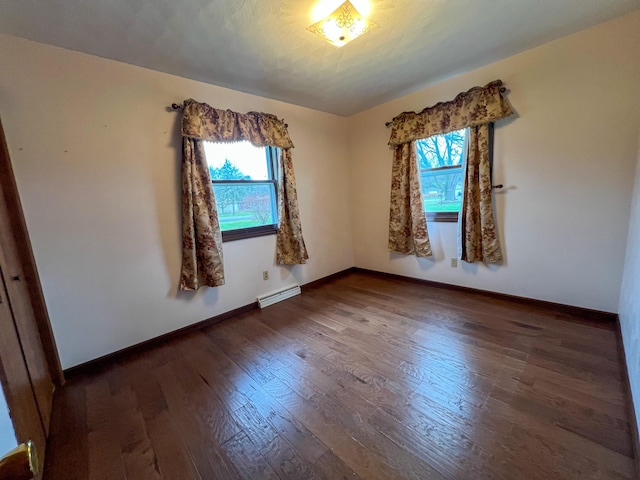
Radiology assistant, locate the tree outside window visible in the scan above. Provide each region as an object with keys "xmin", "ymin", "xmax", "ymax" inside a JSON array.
[
  {"xmin": 415, "ymin": 128, "xmax": 468, "ymax": 222},
  {"xmin": 204, "ymin": 141, "xmax": 278, "ymax": 241}
]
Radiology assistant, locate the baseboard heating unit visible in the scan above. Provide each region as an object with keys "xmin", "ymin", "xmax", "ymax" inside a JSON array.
[{"xmin": 257, "ymin": 285, "xmax": 301, "ymax": 308}]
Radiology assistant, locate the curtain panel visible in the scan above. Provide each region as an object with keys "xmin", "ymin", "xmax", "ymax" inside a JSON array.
[
  {"xmin": 179, "ymin": 100, "xmax": 308, "ymax": 290},
  {"xmin": 387, "ymin": 80, "xmax": 513, "ymax": 264},
  {"xmin": 180, "ymin": 138, "xmax": 225, "ymax": 290},
  {"xmin": 277, "ymin": 149, "xmax": 309, "ymax": 264},
  {"xmin": 461, "ymin": 125, "xmax": 503, "ymax": 263},
  {"xmin": 389, "ymin": 142, "xmax": 432, "ymax": 257}
]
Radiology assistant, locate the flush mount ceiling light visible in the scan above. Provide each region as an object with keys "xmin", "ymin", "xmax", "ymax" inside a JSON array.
[{"xmin": 306, "ymin": 0, "xmax": 378, "ymax": 47}]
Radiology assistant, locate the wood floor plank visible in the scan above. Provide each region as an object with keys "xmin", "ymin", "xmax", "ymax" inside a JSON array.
[
  {"xmin": 232, "ymin": 403, "xmax": 320, "ymax": 479},
  {"xmin": 154, "ymin": 359, "xmax": 241, "ymax": 479},
  {"xmin": 368, "ymin": 406, "xmax": 488, "ymax": 479},
  {"xmin": 143, "ymin": 409, "xmax": 203, "ymax": 480},
  {"xmin": 311, "ymin": 450, "xmax": 362, "ymax": 480},
  {"xmin": 220, "ymin": 432, "xmax": 279, "ymax": 480},
  {"xmin": 131, "ymin": 370, "xmax": 202, "ymax": 480},
  {"xmin": 85, "ymin": 374, "xmax": 126, "ymax": 480},
  {"xmin": 205, "ymin": 346, "xmax": 330, "ymax": 464},
  {"xmin": 176, "ymin": 330, "xmax": 332, "ymax": 467},
  {"xmin": 306, "ymin": 390, "xmax": 447, "ymax": 480},
  {"xmin": 259, "ymin": 376, "xmax": 400, "ymax": 480},
  {"xmin": 44, "ymin": 272, "xmax": 635, "ymax": 480},
  {"xmin": 259, "ymin": 434, "xmax": 320, "ymax": 480},
  {"xmin": 108, "ymin": 370, "xmax": 163, "ymax": 480},
  {"xmin": 482, "ymin": 396, "xmax": 636, "ymax": 479},
  {"xmin": 169, "ymin": 346, "xmax": 243, "ymax": 445},
  {"xmin": 43, "ymin": 377, "xmax": 90, "ymax": 480}
]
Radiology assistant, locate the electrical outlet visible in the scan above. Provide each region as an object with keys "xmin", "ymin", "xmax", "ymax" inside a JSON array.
[
  {"xmin": 263, "ymin": 270, "xmax": 269, "ymax": 280},
  {"xmin": 450, "ymin": 258, "xmax": 458, "ymax": 268}
]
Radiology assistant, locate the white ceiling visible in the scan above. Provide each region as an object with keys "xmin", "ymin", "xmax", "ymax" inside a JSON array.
[{"xmin": 1, "ymin": 0, "xmax": 638, "ymax": 116}]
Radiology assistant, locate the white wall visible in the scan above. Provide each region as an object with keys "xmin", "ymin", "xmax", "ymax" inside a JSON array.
[
  {"xmin": 348, "ymin": 11, "xmax": 640, "ymax": 313},
  {"xmin": 1, "ymin": 11, "xmax": 639, "ymax": 369},
  {"xmin": 619, "ymin": 129, "xmax": 640, "ymax": 446},
  {"xmin": 0, "ymin": 35, "xmax": 354, "ymax": 369}
]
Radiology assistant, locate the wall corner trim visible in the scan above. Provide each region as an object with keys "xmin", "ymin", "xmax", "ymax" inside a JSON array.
[{"xmin": 616, "ymin": 315, "xmax": 640, "ymax": 477}]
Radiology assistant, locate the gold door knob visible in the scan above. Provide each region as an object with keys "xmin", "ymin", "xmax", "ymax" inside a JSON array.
[{"xmin": 0, "ymin": 441, "xmax": 38, "ymax": 480}]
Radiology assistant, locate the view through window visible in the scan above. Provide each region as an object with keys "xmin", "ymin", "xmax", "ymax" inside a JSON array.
[
  {"xmin": 204, "ymin": 141, "xmax": 278, "ymax": 241},
  {"xmin": 415, "ymin": 128, "xmax": 468, "ymax": 222},
  {"xmin": 0, "ymin": 385, "xmax": 17, "ymax": 456}
]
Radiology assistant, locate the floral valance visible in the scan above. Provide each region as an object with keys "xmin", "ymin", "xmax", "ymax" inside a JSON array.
[
  {"xmin": 181, "ymin": 99, "xmax": 294, "ymax": 150},
  {"xmin": 388, "ymin": 80, "xmax": 513, "ymax": 145}
]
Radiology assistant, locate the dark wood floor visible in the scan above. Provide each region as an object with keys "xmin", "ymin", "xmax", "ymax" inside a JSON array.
[{"xmin": 43, "ymin": 272, "xmax": 636, "ymax": 479}]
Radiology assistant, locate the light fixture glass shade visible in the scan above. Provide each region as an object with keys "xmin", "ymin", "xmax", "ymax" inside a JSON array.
[{"xmin": 306, "ymin": 0, "xmax": 378, "ymax": 47}]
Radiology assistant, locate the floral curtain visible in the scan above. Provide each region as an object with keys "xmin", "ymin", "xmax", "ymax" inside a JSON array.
[
  {"xmin": 387, "ymin": 80, "xmax": 513, "ymax": 263},
  {"xmin": 181, "ymin": 100, "xmax": 294, "ymax": 149},
  {"xmin": 180, "ymin": 138, "xmax": 225, "ymax": 290},
  {"xmin": 277, "ymin": 149, "xmax": 309, "ymax": 264},
  {"xmin": 389, "ymin": 142, "xmax": 432, "ymax": 257},
  {"xmin": 460, "ymin": 125, "xmax": 502, "ymax": 263},
  {"xmin": 388, "ymin": 80, "xmax": 513, "ymax": 145},
  {"xmin": 180, "ymin": 100, "xmax": 308, "ymax": 289}
]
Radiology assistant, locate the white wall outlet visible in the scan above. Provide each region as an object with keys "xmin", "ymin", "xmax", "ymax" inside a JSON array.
[
  {"xmin": 263, "ymin": 270, "xmax": 269, "ymax": 280},
  {"xmin": 450, "ymin": 258, "xmax": 458, "ymax": 268}
]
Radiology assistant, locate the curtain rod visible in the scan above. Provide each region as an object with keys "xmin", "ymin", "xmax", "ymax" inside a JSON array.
[{"xmin": 170, "ymin": 102, "xmax": 288, "ymax": 128}]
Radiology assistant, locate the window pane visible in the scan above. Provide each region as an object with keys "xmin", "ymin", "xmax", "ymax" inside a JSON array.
[
  {"xmin": 416, "ymin": 128, "xmax": 467, "ymax": 215},
  {"xmin": 213, "ymin": 183, "xmax": 277, "ymax": 231},
  {"xmin": 204, "ymin": 141, "xmax": 270, "ymax": 180},
  {"xmin": 421, "ymin": 168, "xmax": 464, "ymax": 213},
  {"xmin": 415, "ymin": 128, "xmax": 467, "ymax": 169}
]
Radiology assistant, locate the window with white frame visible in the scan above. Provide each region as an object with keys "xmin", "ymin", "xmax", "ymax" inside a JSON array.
[
  {"xmin": 415, "ymin": 128, "xmax": 469, "ymax": 222},
  {"xmin": 204, "ymin": 141, "xmax": 279, "ymax": 242}
]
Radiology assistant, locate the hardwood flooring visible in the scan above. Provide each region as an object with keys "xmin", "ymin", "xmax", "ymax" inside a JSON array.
[{"xmin": 43, "ymin": 272, "xmax": 636, "ymax": 479}]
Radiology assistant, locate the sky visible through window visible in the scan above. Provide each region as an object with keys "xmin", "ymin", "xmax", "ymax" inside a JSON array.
[
  {"xmin": 204, "ymin": 141, "xmax": 269, "ymax": 180},
  {"xmin": 0, "ymin": 386, "xmax": 17, "ymax": 455},
  {"xmin": 203, "ymin": 140, "xmax": 277, "ymax": 232}
]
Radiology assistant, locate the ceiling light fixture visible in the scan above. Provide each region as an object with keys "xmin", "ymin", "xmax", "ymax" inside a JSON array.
[{"xmin": 306, "ymin": 0, "xmax": 378, "ymax": 47}]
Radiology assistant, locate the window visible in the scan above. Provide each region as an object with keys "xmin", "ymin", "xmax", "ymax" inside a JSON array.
[
  {"xmin": 415, "ymin": 128, "xmax": 468, "ymax": 222},
  {"xmin": 204, "ymin": 141, "xmax": 279, "ymax": 242}
]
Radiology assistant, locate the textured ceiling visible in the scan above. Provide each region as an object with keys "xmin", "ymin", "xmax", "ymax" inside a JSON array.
[{"xmin": 1, "ymin": 0, "xmax": 638, "ymax": 115}]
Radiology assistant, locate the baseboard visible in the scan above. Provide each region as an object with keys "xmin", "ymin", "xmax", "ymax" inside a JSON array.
[
  {"xmin": 300, "ymin": 267, "xmax": 356, "ymax": 291},
  {"xmin": 64, "ymin": 301, "xmax": 258, "ymax": 379},
  {"xmin": 64, "ymin": 265, "xmax": 617, "ymax": 379},
  {"xmin": 352, "ymin": 267, "xmax": 617, "ymax": 324},
  {"xmin": 615, "ymin": 316, "xmax": 640, "ymax": 476},
  {"xmin": 64, "ymin": 267, "xmax": 356, "ymax": 379}
]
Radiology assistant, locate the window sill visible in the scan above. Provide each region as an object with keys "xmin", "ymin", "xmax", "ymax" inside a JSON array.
[{"xmin": 221, "ymin": 225, "xmax": 278, "ymax": 243}]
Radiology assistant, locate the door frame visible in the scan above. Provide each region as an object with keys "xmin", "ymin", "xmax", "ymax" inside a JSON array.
[
  {"xmin": 0, "ymin": 117, "xmax": 62, "ymax": 386},
  {"xmin": 0, "ymin": 266, "xmax": 46, "ymax": 478}
]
